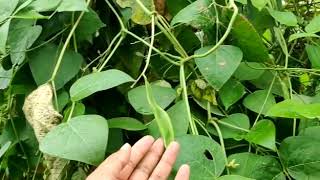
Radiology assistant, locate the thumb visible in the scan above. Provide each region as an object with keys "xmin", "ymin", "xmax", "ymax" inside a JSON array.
[{"xmin": 87, "ymin": 143, "xmax": 131, "ymax": 180}]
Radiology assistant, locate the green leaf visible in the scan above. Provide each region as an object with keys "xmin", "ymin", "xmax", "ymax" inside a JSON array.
[
  {"xmin": 243, "ymin": 90, "xmax": 276, "ymax": 115},
  {"xmin": 235, "ymin": 0, "xmax": 247, "ymax": 4},
  {"xmin": 29, "ymin": 0, "xmax": 62, "ymax": 12},
  {"xmin": 0, "ymin": 141, "xmax": 11, "ymax": 158},
  {"xmin": 70, "ymin": 69, "xmax": 133, "ymax": 101},
  {"xmin": 233, "ymin": 62, "xmax": 265, "ymax": 80},
  {"xmin": 128, "ymin": 84, "xmax": 176, "ymax": 115},
  {"xmin": 108, "ymin": 117, "xmax": 146, "ymax": 131},
  {"xmin": 0, "ymin": 0, "xmax": 19, "ymax": 22},
  {"xmin": 0, "ymin": 20, "xmax": 11, "ymax": 54},
  {"xmin": 173, "ymin": 135, "xmax": 225, "ymax": 179},
  {"xmin": 148, "ymin": 101, "xmax": 189, "ymax": 137},
  {"xmin": 230, "ymin": 14, "xmax": 269, "ymax": 62},
  {"xmin": 245, "ymin": 120, "xmax": 276, "ymax": 151},
  {"xmin": 195, "ymin": 45, "xmax": 243, "ymax": 90},
  {"xmin": 305, "ymin": 15, "xmax": 320, "ymax": 33},
  {"xmin": 29, "ymin": 44, "xmax": 84, "ymax": 90},
  {"xmin": 250, "ymin": 71, "xmax": 286, "ymax": 96},
  {"xmin": 288, "ymin": 32, "xmax": 320, "ymax": 42},
  {"xmin": 279, "ymin": 136, "xmax": 320, "ymax": 179},
  {"xmin": 57, "ymin": 90, "xmax": 69, "ymax": 112},
  {"xmin": 299, "ymin": 126, "xmax": 320, "ymax": 140},
  {"xmin": 9, "ymin": 25, "xmax": 42, "ymax": 65},
  {"xmin": 0, "ymin": 65, "xmax": 13, "ymax": 89},
  {"xmin": 266, "ymin": 99, "xmax": 320, "ymax": 119},
  {"xmin": 171, "ymin": 0, "xmax": 215, "ymax": 30},
  {"xmin": 193, "ymin": 98, "xmax": 224, "ymax": 116},
  {"xmin": 63, "ymin": 103, "xmax": 86, "ymax": 121},
  {"xmin": 208, "ymin": 113, "xmax": 250, "ymax": 139},
  {"xmin": 14, "ymin": 10, "xmax": 49, "ymax": 19},
  {"xmin": 40, "ymin": 115, "xmax": 108, "ymax": 166},
  {"xmin": 306, "ymin": 44, "xmax": 320, "ymax": 69},
  {"xmin": 217, "ymin": 175, "xmax": 254, "ymax": 180},
  {"xmin": 268, "ymin": 9, "xmax": 297, "ymax": 26},
  {"xmin": 57, "ymin": 0, "xmax": 87, "ymax": 12},
  {"xmin": 166, "ymin": 0, "xmax": 190, "ymax": 16},
  {"xmin": 219, "ymin": 79, "xmax": 246, "ymax": 109},
  {"xmin": 144, "ymin": 78, "xmax": 174, "ymax": 147},
  {"xmin": 251, "ymin": 0, "xmax": 268, "ymax": 11},
  {"xmin": 115, "ymin": 0, "xmax": 155, "ymax": 25},
  {"xmin": 228, "ymin": 152, "xmax": 285, "ymax": 180},
  {"xmin": 76, "ymin": 9, "xmax": 105, "ymax": 43}
]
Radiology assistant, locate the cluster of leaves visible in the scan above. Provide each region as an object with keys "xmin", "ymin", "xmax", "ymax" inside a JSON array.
[{"xmin": 1, "ymin": 0, "xmax": 320, "ymax": 179}]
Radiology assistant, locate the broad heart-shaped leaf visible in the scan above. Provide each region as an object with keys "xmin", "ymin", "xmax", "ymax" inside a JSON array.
[
  {"xmin": 0, "ymin": 20, "xmax": 11, "ymax": 54},
  {"xmin": 306, "ymin": 44, "xmax": 320, "ymax": 69},
  {"xmin": 115, "ymin": 0, "xmax": 155, "ymax": 25},
  {"xmin": 234, "ymin": 62, "xmax": 265, "ymax": 81},
  {"xmin": 0, "ymin": 0, "xmax": 19, "ymax": 22},
  {"xmin": 251, "ymin": 0, "xmax": 268, "ymax": 11},
  {"xmin": 219, "ymin": 78, "xmax": 246, "ymax": 109},
  {"xmin": 40, "ymin": 115, "xmax": 108, "ymax": 166},
  {"xmin": 108, "ymin": 117, "xmax": 146, "ymax": 131},
  {"xmin": 70, "ymin": 69, "xmax": 134, "ymax": 101},
  {"xmin": 243, "ymin": 90, "xmax": 276, "ymax": 115},
  {"xmin": 228, "ymin": 153, "xmax": 285, "ymax": 180},
  {"xmin": 128, "ymin": 84, "xmax": 176, "ymax": 115},
  {"xmin": 217, "ymin": 175, "xmax": 254, "ymax": 180},
  {"xmin": 208, "ymin": 113, "xmax": 250, "ymax": 139},
  {"xmin": 171, "ymin": 0, "xmax": 215, "ymax": 30},
  {"xmin": 57, "ymin": 0, "xmax": 87, "ymax": 12},
  {"xmin": 230, "ymin": 14, "xmax": 269, "ymax": 62},
  {"xmin": 266, "ymin": 99, "xmax": 320, "ymax": 119},
  {"xmin": 9, "ymin": 25, "xmax": 42, "ymax": 65},
  {"xmin": 76, "ymin": 8, "xmax": 105, "ymax": 43},
  {"xmin": 29, "ymin": 0, "xmax": 62, "ymax": 12},
  {"xmin": 268, "ymin": 9, "xmax": 297, "ymax": 26},
  {"xmin": 195, "ymin": 45, "xmax": 243, "ymax": 90},
  {"xmin": 305, "ymin": 15, "xmax": 320, "ymax": 33},
  {"xmin": 245, "ymin": 119, "xmax": 276, "ymax": 151},
  {"xmin": 29, "ymin": 44, "xmax": 83, "ymax": 90},
  {"xmin": 148, "ymin": 101, "xmax": 189, "ymax": 138},
  {"xmin": 172, "ymin": 135, "xmax": 225, "ymax": 180},
  {"xmin": 279, "ymin": 136, "xmax": 320, "ymax": 179}
]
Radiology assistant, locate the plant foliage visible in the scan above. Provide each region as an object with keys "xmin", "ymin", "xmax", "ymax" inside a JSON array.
[{"xmin": 1, "ymin": 0, "xmax": 320, "ymax": 179}]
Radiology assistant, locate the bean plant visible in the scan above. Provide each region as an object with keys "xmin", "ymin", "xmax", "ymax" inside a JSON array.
[{"xmin": 1, "ymin": 0, "xmax": 320, "ymax": 179}]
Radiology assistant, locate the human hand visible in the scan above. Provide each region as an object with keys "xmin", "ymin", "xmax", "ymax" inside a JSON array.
[{"xmin": 87, "ymin": 136, "xmax": 190, "ymax": 180}]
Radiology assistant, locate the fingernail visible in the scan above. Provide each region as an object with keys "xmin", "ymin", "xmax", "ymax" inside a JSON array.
[
  {"xmin": 120, "ymin": 143, "xmax": 131, "ymax": 150},
  {"xmin": 169, "ymin": 141, "xmax": 179, "ymax": 148}
]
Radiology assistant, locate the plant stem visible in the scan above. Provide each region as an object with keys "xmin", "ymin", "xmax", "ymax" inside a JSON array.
[
  {"xmin": 86, "ymin": 32, "xmax": 122, "ymax": 72},
  {"xmin": 125, "ymin": 30, "xmax": 180, "ymax": 65},
  {"xmin": 217, "ymin": 120, "xmax": 250, "ymax": 132},
  {"xmin": 105, "ymin": 0, "xmax": 125, "ymax": 29},
  {"xmin": 253, "ymin": 75, "xmax": 276, "ymax": 126},
  {"xmin": 209, "ymin": 119, "xmax": 229, "ymax": 174},
  {"xmin": 97, "ymin": 35, "xmax": 124, "ymax": 72},
  {"xmin": 183, "ymin": 0, "xmax": 238, "ymax": 62},
  {"xmin": 180, "ymin": 64, "xmax": 198, "ymax": 135},
  {"xmin": 50, "ymin": 0, "xmax": 92, "ymax": 82},
  {"xmin": 67, "ymin": 102, "xmax": 76, "ymax": 121},
  {"xmin": 131, "ymin": 15, "xmax": 156, "ymax": 87}
]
